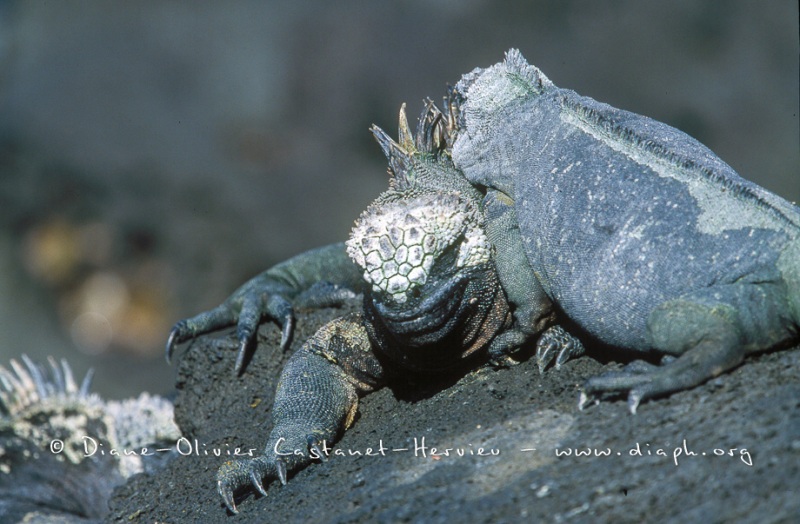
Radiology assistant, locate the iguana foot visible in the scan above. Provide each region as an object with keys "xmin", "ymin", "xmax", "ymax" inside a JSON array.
[
  {"xmin": 578, "ymin": 346, "xmax": 738, "ymax": 414},
  {"xmin": 217, "ymin": 432, "xmax": 328, "ymax": 514},
  {"xmin": 535, "ymin": 325, "xmax": 585, "ymax": 372},
  {"xmin": 217, "ymin": 456, "xmax": 280, "ymax": 514},
  {"xmin": 487, "ymin": 324, "xmax": 584, "ymax": 369},
  {"xmin": 166, "ymin": 287, "xmax": 294, "ymax": 375},
  {"xmin": 486, "ymin": 329, "xmax": 527, "ymax": 366},
  {"xmin": 166, "ymin": 243, "xmax": 362, "ymax": 374},
  {"xmin": 166, "ymin": 274, "xmax": 357, "ymax": 375},
  {"xmin": 578, "ymin": 359, "xmax": 665, "ymax": 414}
]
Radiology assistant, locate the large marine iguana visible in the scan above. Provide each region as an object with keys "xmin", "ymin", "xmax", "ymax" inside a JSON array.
[{"xmin": 166, "ymin": 49, "xmax": 799, "ymax": 513}]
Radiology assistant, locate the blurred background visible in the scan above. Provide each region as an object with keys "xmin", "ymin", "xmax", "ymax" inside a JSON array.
[{"xmin": 0, "ymin": 1, "xmax": 797, "ymax": 399}]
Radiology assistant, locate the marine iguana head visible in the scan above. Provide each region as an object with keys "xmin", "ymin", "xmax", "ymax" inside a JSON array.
[{"xmin": 346, "ymin": 101, "xmax": 510, "ymax": 370}]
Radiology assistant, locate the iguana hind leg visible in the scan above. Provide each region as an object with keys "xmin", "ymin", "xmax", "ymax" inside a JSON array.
[{"xmin": 581, "ymin": 281, "xmax": 797, "ymax": 413}]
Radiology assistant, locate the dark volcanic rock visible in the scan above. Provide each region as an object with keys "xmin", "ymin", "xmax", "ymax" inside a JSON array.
[{"xmin": 107, "ymin": 299, "xmax": 799, "ymax": 523}]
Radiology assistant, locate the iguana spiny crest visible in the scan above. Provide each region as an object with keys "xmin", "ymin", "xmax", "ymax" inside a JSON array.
[{"xmin": 0, "ymin": 355, "xmax": 179, "ymax": 521}]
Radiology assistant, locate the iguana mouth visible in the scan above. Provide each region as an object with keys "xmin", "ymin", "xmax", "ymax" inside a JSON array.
[{"xmin": 370, "ymin": 270, "xmax": 470, "ymax": 338}]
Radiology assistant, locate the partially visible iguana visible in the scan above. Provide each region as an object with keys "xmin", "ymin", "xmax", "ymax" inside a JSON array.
[
  {"xmin": 166, "ymin": 49, "xmax": 799, "ymax": 513},
  {"xmin": 0, "ymin": 356, "xmax": 179, "ymax": 523}
]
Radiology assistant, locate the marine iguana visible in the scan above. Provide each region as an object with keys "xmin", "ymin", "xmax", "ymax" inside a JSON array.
[
  {"xmin": 166, "ymin": 49, "xmax": 799, "ymax": 513},
  {"xmin": 0, "ymin": 356, "xmax": 179, "ymax": 523}
]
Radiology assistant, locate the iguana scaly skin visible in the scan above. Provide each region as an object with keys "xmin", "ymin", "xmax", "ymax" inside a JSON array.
[
  {"xmin": 452, "ymin": 50, "xmax": 799, "ymax": 410},
  {"xmin": 0, "ymin": 356, "xmax": 179, "ymax": 523},
  {"xmin": 166, "ymin": 50, "xmax": 799, "ymax": 514}
]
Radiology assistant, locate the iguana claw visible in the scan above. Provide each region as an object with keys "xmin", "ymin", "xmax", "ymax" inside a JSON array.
[
  {"xmin": 219, "ymin": 482, "xmax": 238, "ymax": 514},
  {"xmin": 280, "ymin": 314, "xmax": 294, "ymax": 351},
  {"xmin": 577, "ymin": 391, "xmax": 593, "ymax": 411},
  {"xmin": 234, "ymin": 338, "xmax": 249, "ymax": 377},
  {"xmin": 250, "ymin": 470, "xmax": 268, "ymax": 496},
  {"xmin": 165, "ymin": 326, "xmax": 180, "ymax": 364},
  {"xmin": 627, "ymin": 390, "xmax": 643, "ymax": 415},
  {"xmin": 308, "ymin": 435, "xmax": 327, "ymax": 463},
  {"xmin": 276, "ymin": 458, "xmax": 287, "ymax": 486}
]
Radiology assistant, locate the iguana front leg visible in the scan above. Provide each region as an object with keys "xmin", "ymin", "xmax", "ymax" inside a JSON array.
[
  {"xmin": 216, "ymin": 312, "xmax": 384, "ymax": 514},
  {"xmin": 166, "ymin": 242, "xmax": 366, "ymax": 374},
  {"xmin": 482, "ymin": 190, "xmax": 585, "ymax": 368}
]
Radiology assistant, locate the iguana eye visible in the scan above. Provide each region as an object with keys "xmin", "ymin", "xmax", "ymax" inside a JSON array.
[{"xmin": 429, "ymin": 234, "xmax": 464, "ymax": 276}]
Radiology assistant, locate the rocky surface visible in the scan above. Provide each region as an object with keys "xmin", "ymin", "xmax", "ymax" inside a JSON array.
[{"xmin": 107, "ymin": 299, "xmax": 799, "ymax": 523}]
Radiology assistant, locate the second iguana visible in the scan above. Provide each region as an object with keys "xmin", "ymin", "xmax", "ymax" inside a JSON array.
[{"xmin": 166, "ymin": 49, "xmax": 799, "ymax": 513}]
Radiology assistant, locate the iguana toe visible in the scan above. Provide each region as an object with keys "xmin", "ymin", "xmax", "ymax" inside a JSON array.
[
  {"xmin": 579, "ymin": 386, "xmax": 644, "ymax": 414},
  {"xmin": 232, "ymin": 294, "xmax": 295, "ymax": 374},
  {"xmin": 216, "ymin": 460, "xmax": 248, "ymax": 514},
  {"xmin": 165, "ymin": 303, "xmax": 237, "ymax": 363}
]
